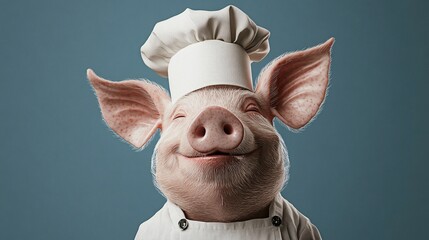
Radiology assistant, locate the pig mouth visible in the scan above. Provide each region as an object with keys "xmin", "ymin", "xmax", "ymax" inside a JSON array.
[
  {"xmin": 177, "ymin": 149, "xmax": 258, "ymax": 165},
  {"xmin": 205, "ymin": 150, "xmax": 231, "ymax": 156}
]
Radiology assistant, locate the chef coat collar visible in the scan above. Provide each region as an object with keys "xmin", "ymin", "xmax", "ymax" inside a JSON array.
[{"xmin": 167, "ymin": 194, "xmax": 284, "ymax": 230}]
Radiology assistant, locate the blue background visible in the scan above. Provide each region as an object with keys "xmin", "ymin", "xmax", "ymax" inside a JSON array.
[{"xmin": 1, "ymin": 0, "xmax": 428, "ymax": 239}]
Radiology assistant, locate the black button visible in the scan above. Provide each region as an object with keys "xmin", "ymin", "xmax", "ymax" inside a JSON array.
[
  {"xmin": 178, "ymin": 218, "xmax": 188, "ymax": 230},
  {"xmin": 272, "ymin": 216, "xmax": 282, "ymax": 227}
]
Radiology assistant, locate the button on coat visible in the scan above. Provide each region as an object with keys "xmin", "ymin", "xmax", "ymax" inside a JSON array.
[{"xmin": 178, "ymin": 219, "xmax": 188, "ymax": 230}]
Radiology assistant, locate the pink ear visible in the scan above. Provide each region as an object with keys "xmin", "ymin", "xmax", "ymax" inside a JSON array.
[
  {"xmin": 87, "ymin": 69, "xmax": 171, "ymax": 148},
  {"xmin": 256, "ymin": 38, "xmax": 334, "ymax": 130}
]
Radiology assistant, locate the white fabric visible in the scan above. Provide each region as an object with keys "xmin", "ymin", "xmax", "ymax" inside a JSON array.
[
  {"xmin": 134, "ymin": 194, "xmax": 322, "ymax": 240},
  {"xmin": 168, "ymin": 40, "xmax": 252, "ymax": 102},
  {"xmin": 140, "ymin": 5, "xmax": 270, "ymax": 102}
]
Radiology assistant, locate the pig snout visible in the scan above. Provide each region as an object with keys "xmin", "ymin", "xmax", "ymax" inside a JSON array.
[{"xmin": 187, "ymin": 106, "xmax": 244, "ymax": 153}]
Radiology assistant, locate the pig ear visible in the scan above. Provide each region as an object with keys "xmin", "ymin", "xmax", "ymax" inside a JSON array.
[
  {"xmin": 87, "ymin": 69, "xmax": 171, "ymax": 148},
  {"xmin": 255, "ymin": 38, "xmax": 334, "ymax": 130}
]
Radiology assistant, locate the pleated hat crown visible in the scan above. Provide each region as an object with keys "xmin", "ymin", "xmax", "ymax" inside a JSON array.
[{"xmin": 140, "ymin": 5, "xmax": 270, "ymax": 102}]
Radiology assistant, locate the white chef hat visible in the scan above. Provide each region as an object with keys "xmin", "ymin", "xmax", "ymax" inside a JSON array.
[{"xmin": 141, "ymin": 5, "xmax": 270, "ymax": 102}]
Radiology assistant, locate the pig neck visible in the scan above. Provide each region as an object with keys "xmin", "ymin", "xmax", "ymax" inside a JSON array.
[
  {"xmin": 180, "ymin": 196, "xmax": 272, "ymax": 222},
  {"xmin": 184, "ymin": 205, "xmax": 270, "ymax": 222}
]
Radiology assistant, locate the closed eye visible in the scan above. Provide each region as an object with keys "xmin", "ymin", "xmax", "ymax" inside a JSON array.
[
  {"xmin": 245, "ymin": 103, "xmax": 260, "ymax": 113},
  {"xmin": 173, "ymin": 113, "xmax": 186, "ymax": 120}
]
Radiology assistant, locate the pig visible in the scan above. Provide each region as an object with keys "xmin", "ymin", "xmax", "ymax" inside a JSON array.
[{"xmin": 88, "ymin": 37, "xmax": 334, "ymax": 240}]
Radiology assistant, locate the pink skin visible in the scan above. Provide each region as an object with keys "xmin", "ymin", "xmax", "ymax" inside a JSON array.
[
  {"xmin": 187, "ymin": 106, "xmax": 244, "ymax": 154},
  {"xmin": 88, "ymin": 38, "xmax": 334, "ymax": 222},
  {"xmin": 155, "ymin": 86, "xmax": 284, "ymax": 221}
]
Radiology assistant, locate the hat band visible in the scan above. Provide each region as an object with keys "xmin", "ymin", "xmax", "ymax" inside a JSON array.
[{"xmin": 168, "ymin": 40, "xmax": 252, "ymax": 102}]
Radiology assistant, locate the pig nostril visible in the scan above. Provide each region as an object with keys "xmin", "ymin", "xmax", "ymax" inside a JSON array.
[
  {"xmin": 195, "ymin": 126, "xmax": 206, "ymax": 138},
  {"xmin": 223, "ymin": 124, "xmax": 233, "ymax": 135}
]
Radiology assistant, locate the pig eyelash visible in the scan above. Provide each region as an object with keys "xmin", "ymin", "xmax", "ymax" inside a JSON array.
[
  {"xmin": 173, "ymin": 113, "xmax": 186, "ymax": 120},
  {"xmin": 244, "ymin": 103, "xmax": 260, "ymax": 113}
]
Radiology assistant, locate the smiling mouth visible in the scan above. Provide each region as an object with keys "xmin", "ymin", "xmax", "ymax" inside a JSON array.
[
  {"xmin": 205, "ymin": 151, "xmax": 231, "ymax": 157},
  {"xmin": 178, "ymin": 149, "xmax": 258, "ymax": 165}
]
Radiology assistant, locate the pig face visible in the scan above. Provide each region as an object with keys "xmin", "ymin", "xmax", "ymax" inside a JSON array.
[
  {"xmin": 153, "ymin": 86, "xmax": 287, "ymax": 220},
  {"xmin": 88, "ymin": 38, "xmax": 333, "ymax": 221}
]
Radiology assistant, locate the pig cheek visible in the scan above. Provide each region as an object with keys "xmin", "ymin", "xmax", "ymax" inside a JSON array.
[
  {"xmin": 154, "ymin": 120, "xmax": 192, "ymax": 192},
  {"xmin": 244, "ymin": 113, "xmax": 279, "ymax": 153},
  {"xmin": 246, "ymin": 116, "xmax": 284, "ymax": 173},
  {"xmin": 153, "ymin": 127, "xmax": 179, "ymax": 172}
]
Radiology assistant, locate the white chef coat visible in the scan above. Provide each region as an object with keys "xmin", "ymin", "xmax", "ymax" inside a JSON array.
[{"xmin": 134, "ymin": 194, "xmax": 321, "ymax": 240}]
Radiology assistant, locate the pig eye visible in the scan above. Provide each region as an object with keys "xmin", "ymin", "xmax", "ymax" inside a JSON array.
[
  {"xmin": 245, "ymin": 103, "xmax": 260, "ymax": 113},
  {"xmin": 173, "ymin": 113, "xmax": 186, "ymax": 120}
]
